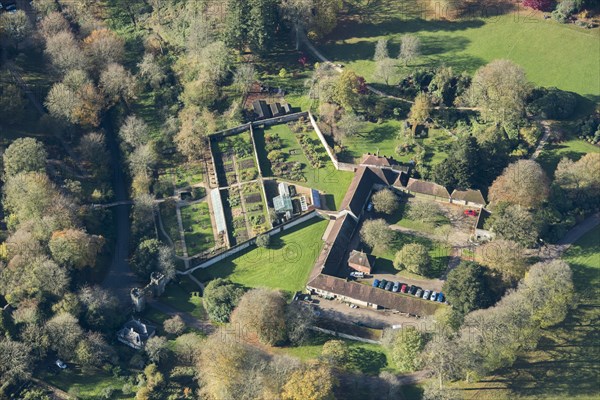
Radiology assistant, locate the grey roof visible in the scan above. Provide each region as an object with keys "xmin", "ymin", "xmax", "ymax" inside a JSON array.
[
  {"xmin": 307, "ymin": 275, "xmax": 441, "ymax": 316},
  {"xmin": 339, "ymin": 167, "xmax": 384, "ymax": 218},
  {"xmin": 406, "ymin": 178, "xmax": 450, "ymax": 198},
  {"xmin": 211, "ymin": 189, "xmax": 227, "ymax": 234},
  {"xmin": 319, "ymin": 214, "xmax": 358, "ymax": 277},
  {"xmin": 451, "ymin": 189, "xmax": 486, "ymax": 205}
]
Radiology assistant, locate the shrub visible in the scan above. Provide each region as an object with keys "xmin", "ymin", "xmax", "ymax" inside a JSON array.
[
  {"xmin": 255, "ymin": 233, "xmax": 270, "ymax": 248},
  {"xmin": 526, "ymin": 87, "xmax": 577, "ymax": 119},
  {"xmin": 523, "ymin": 0, "xmax": 553, "ymax": 11}
]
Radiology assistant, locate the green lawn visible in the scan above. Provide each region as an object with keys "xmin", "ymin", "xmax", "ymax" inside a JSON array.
[
  {"xmin": 159, "ymin": 199, "xmax": 184, "ymax": 256},
  {"xmin": 161, "ymin": 279, "xmax": 206, "ymax": 321},
  {"xmin": 181, "ymin": 202, "xmax": 215, "ymax": 256},
  {"xmin": 537, "ymin": 136, "xmax": 600, "ymax": 177},
  {"xmin": 384, "ymin": 196, "xmax": 450, "ymax": 235},
  {"xmin": 370, "ymin": 230, "xmax": 451, "ymax": 279},
  {"xmin": 339, "ymin": 120, "xmax": 454, "ymax": 166},
  {"xmin": 254, "ymin": 123, "xmax": 354, "ymax": 210},
  {"xmin": 458, "ymin": 225, "xmax": 600, "ymax": 399},
  {"xmin": 275, "ymin": 333, "xmax": 397, "ymax": 374},
  {"xmin": 39, "ymin": 366, "xmax": 131, "ymax": 400},
  {"xmin": 320, "ymin": 1, "xmax": 600, "ymax": 99},
  {"xmin": 193, "ymin": 218, "xmax": 328, "ymax": 293}
]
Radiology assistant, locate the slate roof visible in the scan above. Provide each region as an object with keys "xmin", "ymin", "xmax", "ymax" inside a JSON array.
[
  {"xmin": 406, "ymin": 178, "xmax": 450, "ymax": 198},
  {"xmin": 360, "ymin": 154, "xmax": 397, "ymax": 167},
  {"xmin": 339, "ymin": 167, "xmax": 392, "ymax": 218},
  {"xmin": 348, "ymin": 250, "xmax": 375, "ymax": 269},
  {"xmin": 117, "ymin": 319, "xmax": 156, "ymax": 349},
  {"xmin": 307, "ymin": 275, "xmax": 440, "ymax": 316},
  {"xmin": 252, "ymin": 100, "xmax": 272, "ymax": 119},
  {"xmin": 451, "ymin": 189, "xmax": 486, "ymax": 205}
]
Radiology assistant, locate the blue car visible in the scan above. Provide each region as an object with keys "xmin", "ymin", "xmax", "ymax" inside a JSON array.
[
  {"xmin": 378, "ymin": 279, "xmax": 388, "ymax": 289},
  {"xmin": 372, "ymin": 279, "xmax": 381, "ymax": 288},
  {"xmin": 437, "ymin": 292, "xmax": 445, "ymax": 303}
]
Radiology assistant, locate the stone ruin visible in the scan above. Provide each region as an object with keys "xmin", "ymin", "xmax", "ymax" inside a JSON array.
[{"xmin": 131, "ymin": 272, "xmax": 170, "ymax": 312}]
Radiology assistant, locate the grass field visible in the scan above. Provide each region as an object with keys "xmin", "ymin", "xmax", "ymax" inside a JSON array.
[
  {"xmin": 254, "ymin": 124, "xmax": 354, "ymax": 210},
  {"xmin": 537, "ymin": 136, "xmax": 600, "ymax": 176},
  {"xmin": 319, "ymin": 0, "xmax": 600, "ymax": 100},
  {"xmin": 39, "ymin": 366, "xmax": 131, "ymax": 400},
  {"xmin": 455, "ymin": 225, "xmax": 600, "ymax": 399},
  {"xmin": 181, "ymin": 202, "xmax": 215, "ymax": 255},
  {"xmin": 193, "ymin": 218, "xmax": 328, "ymax": 293},
  {"xmin": 159, "ymin": 199, "xmax": 185, "ymax": 256},
  {"xmin": 370, "ymin": 230, "xmax": 451, "ymax": 279},
  {"xmin": 161, "ymin": 279, "xmax": 206, "ymax": 321}
]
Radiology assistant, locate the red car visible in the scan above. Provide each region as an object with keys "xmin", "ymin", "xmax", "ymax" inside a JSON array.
[
  {"xmin": 464, "ymin": 209, "xmax": 478, "ymax": 217},
  {"xmin": 400, "ymin": 284, "xmax": 408, "ymax": 293}
]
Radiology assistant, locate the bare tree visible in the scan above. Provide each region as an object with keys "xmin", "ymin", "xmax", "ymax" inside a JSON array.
[{"xmin": 398, "ymin": 35, "xmax": 421, "ymax": 66}]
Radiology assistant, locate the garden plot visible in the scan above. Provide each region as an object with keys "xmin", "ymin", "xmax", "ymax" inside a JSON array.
[
  {"xmin": 254, "ymin": 122, "xmax": 354, "ymax": 210},
  {"xmin": 154, "ymin": 162, "xmax": 205, "ymax": 198},
  {"xmin": 212, "ymin": 131, "xmax": 258, "ymax": 187},
  {"xmin": 222, "ymin": 182, "xmax": 271, "ymax": 246},
  {"xmin": 159, "ymin": 199, "xmax": 185, "ymax": 257},
  {"xmin": 180, "ymin": 201, "xmax": 216, "ymax": 256}
]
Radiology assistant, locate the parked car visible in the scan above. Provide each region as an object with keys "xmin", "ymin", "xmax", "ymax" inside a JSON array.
[
  {"xmin": 392, "ymin": 282, "xmax": 400, "ymax": 292},
  {"xmin": 430, "ymin": 291, "xmax": 438, "ymax": 301},
  {"xmin": 464, "ymin": 209, "xmax": 478, "ymax": 217},
  {"xmin": 372, "ymin": 279, "xmax": 380, "ymax": 288},
  {"xmin": 366, "ymin": 202, "xmax": 374, "ymax": 212},
  {"xmin": 437, "ymin": 292, "xmax": 445, "ymax": 303},
  {"xmin": 422, "ymin": 290, "xmax": 431, "ymax": 300},
  {"xmin": 400, "ymin": 284, "xmax": 408, "ymax": 293},
  {"xmin": 55, "ymin": 359, "xmax": 67, "ymax": 369},
  {"xmin": 409, "ymin": 285, "xmax": 418, "ymax": 295},
  {"xmin": 415, "ymin": 288, "xmax": 423, "ymax": 297},
  {"xmin": 350, "ymin": 271, "xmax": 364, "ymax": 278},
  {"xmin": 385, "ymin": 281, "xmax": 394, "ymax": 291},
  {"xmin": 378, "ymin": 279, "xmax": 388, "ymax": 289}
]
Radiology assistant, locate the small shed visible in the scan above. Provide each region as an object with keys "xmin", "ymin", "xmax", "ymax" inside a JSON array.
[
  {"xmin": 252, "ymin": 100, "xmax": 272, "ymax": 120},
  {"xmin": 348, "ymin": 250, "xmax": 375, "ymax": 274},
  {"xmin": 311, "ymin": 189, "xmax": 322, "ymax": 209},
  {"xmin": 451, "ymin": 189, "xmax": 486, "ymax": 208}
]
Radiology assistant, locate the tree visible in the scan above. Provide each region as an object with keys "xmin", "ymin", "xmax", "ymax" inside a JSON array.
[
  {"xmin": 285, "ymin": 302, "xmax": 315, "ymax": 345},
  {"xmin": 393, "ymin": 243, "xmax": 431, "ymax": 275},
  {"xmin": 164, "ymin": 315, "xmax": 185, "ymax": 335},
  {"xmin": 0, "ymin": 338, "xmax": 33, "ymax": 387},
  {"xmin": 405, "ymin": 201, "xmax": 446, "ymax": 226},
  {"xmin": 173, "ymin": 333, "xmax": 203, "ymax": 365},
  {"xmin": 523, "ymin": 0, "xmax": 553, "ymax": 11},
  {"xmin": 203, "ymin": 278, "xmax": 245, "ymax": 323},
  {"xmin": 83, "ymin": 29, "xmax": 125, "ymax": 72},
  {"xmin": 398, "ymin": 35, "xmax": 421, "ymax": 66},
  {"xmin": 233, "ymin": 63, "xmax": 257, "ymax": 95},
  {"xmin": 388, "ymin": 327, "xmax": 425, "ymax": 372},
  {"xmin": 360, "ymin": 219, "xmax": 394, "ymax": 250},
  {"xmin": 231, "ymin": 288, "xmax": 288, "ymax": 345},
  {"xmin": 130, "ymin": 239, "xmax": 161, "ymax": 277},
  {"xmin": 336, "ymin": 111, "xmax": 364, "ymax": 140},
  {"xmin": 3, "ymin": 138, "xmax": 47, "ymax": 178},
  {"xmin": 77, "ymin": 132, "xmax": 109, "ymax": 177},
  {"xmin": 158, "ymin": 245, "xmax": 176, "ymax": 281},
  {"xmin": 422, "ymin": 381, "xmax": 461, "ymax": 400},
  {"xmin": 485, "ymin": 204, "xmax": 541, "ymax": 247},
  {"xmin": 38, "ymin": 12, "xmax": 69, "ymax": 39},
  {"xmin": 374, "ymin": 57, "xmax": 398, "ymax": 85},
  {"xmin": 127, "ymin": 143, "xmax": 157, "ymax": 177},
  {"xmin": 49, "ymin": 229, "xmax": 104, "ymax": 269},
  {"xmin": 78, "ymin": 286, "xmax": 120, "ymax": 330},
  {"xmin": 334, "ymin": 69, "xmax": 366, "ymax": 111},
  {"xmin": 32, "ymin": 0, "xmax": 59, "ymax": 16},
  {"xmin": 44, "ymin": 30, "xmax": 88, "ymax": 74},
  {"xmin": 181, "ymin": 77, "xmax": 219, "ymax": 108},
  {"xmin": 100, "ymin": 63, "xmax": 138, "ymax": 104},
  {"xmin": 76, "ymin": 332, "xmax": 114, "ymax": 367},
  {"xmin": 256, "ymin": 233, "xmax": 270, "ymax": 248},
  {"xmin": 522, "ymin": 260, "xmax": 574, "ymax": 328},
  {"xmin": 320, "ymin": 340, "xmax": 349, "ymax": 368},
  {"xmin": 554, "ymin": 153, "xmax": 600, "ymax": 210},
  {"xmin": 478, "ymin": 239, "xmax": 528, "ymax": 280},
  {"xmin": 443, "ymin": 262, "xmax": 492, "ymax": 316},
  {"xmin": 137, "ymin": 53, "xmax": 165, "ymax": 89},
  {"xmin": 374, "ymin": 38, "xmax": 389, "ymax": 61},
  {"xmin": 468, "ymin": 60, "xmax": 530, "ymax": 127},
  {"xmin": 282, "ymin": 363, "xmax": 337, "ymax": 400},
  {"xmin": 119, "ymin": 115, "xmax": 150, "ymax": 150},
  {"xmin": 433, "ymin": 135, "xmax": 480, "ymax": 191},
  {"xmin": 174, "ymin": 107, "xmax": 210, "ymax": 161},
  {"xmin": 408, "ymin": 92, "xmax": 431, "ymax": 132},
  {"xmin": 488, "ymin": 160, "xmax": 549, "ymax": 208},
  {"xmin": 526, "ymin": 87, "xmax": 577, "ymax": 119},
  {"xmin": 371, "ymin": 189, "xmax": 399, "ymax": 214},
  {"xmin": 145, "ymin": 336, "xmax": 169, "ymax": 364},
  {"xmin": 0, "ymin": 10, "xmax": 32, "ymax": 51},
  {"xmin": 45, "ymin": 313, "xmax": 83, "ymax": 360}
]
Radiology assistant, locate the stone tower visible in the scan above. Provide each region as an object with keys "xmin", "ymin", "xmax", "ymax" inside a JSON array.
[
  {"xmin": 150, "ymin": 272, "xmax": 168, "ymax": 297},
  {"xmin": 131, "ymin": 287, "xmax": 146, "ymax": 312}
]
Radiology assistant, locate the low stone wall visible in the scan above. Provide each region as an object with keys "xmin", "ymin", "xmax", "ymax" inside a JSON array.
[
  {"xmin": 180, "ymin": 210, "xmax": 322, "ymax": 275},
  {"xmin": 309, "ymin": 326, "xmax": 381, "ymax": 345},
  {"xmin": 253, "ymin": 111, "xmax": 309, "ymax": 128},
  {"xmin": 308, "ymin": 112, "xmax": 340, "ymax": 169}
]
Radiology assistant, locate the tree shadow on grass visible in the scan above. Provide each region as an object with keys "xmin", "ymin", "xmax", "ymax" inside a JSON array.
[{"xmin": 348, "ymin": 347, "xmax": 388, "ymax": 374}]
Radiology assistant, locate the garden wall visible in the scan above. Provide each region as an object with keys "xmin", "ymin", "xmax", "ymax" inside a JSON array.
[
  {"xmin": 308, "ymin": 112, "xmax": 357, "ymax": 172},
  {"xmin": 309, "ymin": 326, "xmax": 380, "ymax": 345},
  {"xmin": 181, "ymin": 210, "xmax": 322, "ymax": 274}
]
